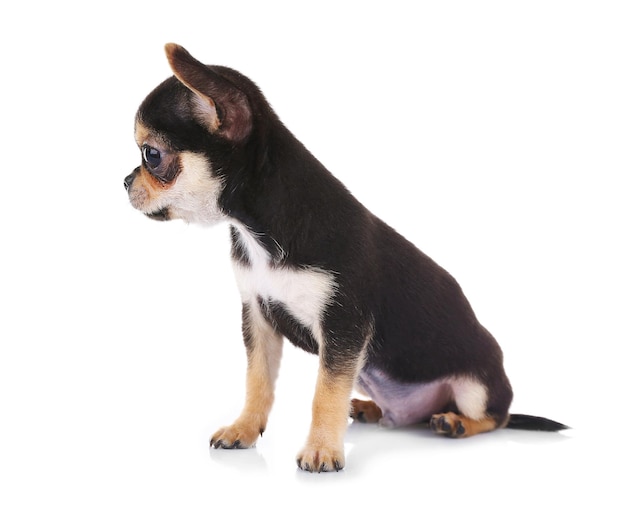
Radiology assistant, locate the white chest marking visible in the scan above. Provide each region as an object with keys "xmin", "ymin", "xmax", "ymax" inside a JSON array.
[{"xmin": 230, "ymin": 223, "xmax": 336, "ymax": 334}]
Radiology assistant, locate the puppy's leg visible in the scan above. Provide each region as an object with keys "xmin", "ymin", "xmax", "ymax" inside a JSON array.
[
  {"xmin": 297, "ymin": 366, "xmax": 354, "ymax": 471},
  {"xmin": 211, "ymin": 302, "xmax": 283, "ymax": 449},
  {"xmin": 297, "ymin": 327, "xmax": 369, "ymax": 472}
]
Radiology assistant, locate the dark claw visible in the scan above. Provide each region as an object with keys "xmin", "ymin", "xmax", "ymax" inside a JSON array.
[
  {"xmin": 430, "ymin": 416, "xmax": 441, "ymax": 431},
  {"xmin": 296, "ymin": 457, "xmax": 312, "ymax": 472},
  {"xmin": 430, "ymin": 415, "xmax": 453, "ymax": 434},
  {"xmin": 455, "ymin": 423, "xmax": 466, "ymax": 436},
  {"xmin": 440, "ymin": 417, "xmax": 451, "ymax": 432},
  {"xmin": 319, "ymin": 462, "xmax": 327, "ymax": 473},
  {"xmin": 212, "ymin": 438, "xmax": 242, "ymax": 449},
  {"xmin": 334, "ymin": 460, "xmax": 342, "ymax": 472}
]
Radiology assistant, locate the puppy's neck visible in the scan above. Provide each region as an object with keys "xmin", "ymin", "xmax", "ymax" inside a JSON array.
[{"xmin": 229, "ymin": 220, "xmax": 289, "ymax": 268}]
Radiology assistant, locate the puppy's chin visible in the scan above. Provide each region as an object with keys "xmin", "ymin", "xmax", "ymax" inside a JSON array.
[{"xmin": 146, "ymin": 208, "xmax": 170, "ymax": 221}]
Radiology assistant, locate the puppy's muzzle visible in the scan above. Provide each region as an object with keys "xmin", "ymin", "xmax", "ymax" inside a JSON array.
[{"xmin": 124, "ymin": 167, "xmax": 140, "ymax": 192}]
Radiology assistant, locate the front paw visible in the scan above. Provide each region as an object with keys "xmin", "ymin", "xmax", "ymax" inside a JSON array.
[
  {"xmin": 296, "ymin": 443, "xmax": 345, "ymax": 472},
  {"xmin": 210, "ymin": 421, "xmax": 264, "ymax": 449}
]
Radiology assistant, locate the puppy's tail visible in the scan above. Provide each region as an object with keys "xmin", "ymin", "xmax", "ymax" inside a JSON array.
[{"xmin": 506, "ymin": 414, "xmax": 570, "ymax": 432}]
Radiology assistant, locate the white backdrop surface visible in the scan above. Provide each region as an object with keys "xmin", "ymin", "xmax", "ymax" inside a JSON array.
[{"xmin": 1, "ymin": 1, "xmax": 624, "ymax": 503}]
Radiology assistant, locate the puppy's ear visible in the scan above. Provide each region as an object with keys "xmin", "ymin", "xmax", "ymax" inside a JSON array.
[{"xmin": 165, "ymin": 43, "xmax": 252, "ymax": 143}]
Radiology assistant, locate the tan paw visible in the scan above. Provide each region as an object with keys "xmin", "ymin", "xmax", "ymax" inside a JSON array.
[
  {"xmin": 430, "ymin": 412, "xmax": 497, "ymax": 438},
  {"xmin": 210, "ymin": 421, "xmax": 264, "ymax": 449},
  {"xmin": 296, "ymin": 443, "xmax": 345, "ymax": 472},
  {"xmin": 350, "ymin": 398, "xmax": 383, "ymax": 423},
  {"xmin": 430, "ymin": 412, "xmax": 467, "ymax": 438}
]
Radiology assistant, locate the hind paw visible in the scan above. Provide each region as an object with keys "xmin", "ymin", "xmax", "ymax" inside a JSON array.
[
  {"xmin": 350, "ymin": 398, "xmax": 383, "ymax": 423},
  {"xmin": 430, "ymin": 412, "xmax": 498, "ymax": 438},
  {"xmin": 430, "ymin": 412, "xmax": 467, "ymax": 438}
]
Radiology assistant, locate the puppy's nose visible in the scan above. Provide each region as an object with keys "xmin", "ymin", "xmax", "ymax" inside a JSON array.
[{"xmin": 124, "ymin": 167, "xmax": 140, "ymax": 191}]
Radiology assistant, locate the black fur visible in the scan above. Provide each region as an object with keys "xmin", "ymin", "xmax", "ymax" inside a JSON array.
[
  {"xmin": 507, "ymin": 414, "xmax": 569, "ymax": 431},
  {"xmin": 139, "ymin": 67, "xmax": 513, "ymax": 407},
  {"xmin": 258, "ymin": 297, "xmax": 319, "ymax": 355},
  {"xmin": 129, "ymin": 48, "xmax": 567, "ymax": 442}
]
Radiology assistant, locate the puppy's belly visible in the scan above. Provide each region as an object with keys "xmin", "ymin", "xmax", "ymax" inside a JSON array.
[{"xmin": 357, "ymin": 367, "xmax": 452, "ymax": 428}]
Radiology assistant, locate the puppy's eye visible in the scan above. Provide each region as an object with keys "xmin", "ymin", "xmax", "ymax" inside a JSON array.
[{"xmin": 142, "ymin": 145, "xmax": 162, "ymax": 169}]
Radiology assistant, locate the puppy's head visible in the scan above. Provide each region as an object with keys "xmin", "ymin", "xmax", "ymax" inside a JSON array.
[{"xmin": 124, "ymin": 43, "xmax": 254, "ymax": 225}]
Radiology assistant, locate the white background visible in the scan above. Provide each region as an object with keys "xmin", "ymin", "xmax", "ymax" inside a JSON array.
[{"xmin": 1, "ymin": 1, "xmax": 624, "ymax": 503}]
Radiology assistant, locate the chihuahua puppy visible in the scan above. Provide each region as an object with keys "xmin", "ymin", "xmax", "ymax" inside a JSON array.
[{"xmin": 125, "ymin": 44, "xmax": 567, "ymax": 472}]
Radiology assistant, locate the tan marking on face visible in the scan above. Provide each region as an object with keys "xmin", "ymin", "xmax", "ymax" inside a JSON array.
[
  {"xmin": 128, "ymin": 120, "xmax": 225, "ymax": 225},
  {"xmin": 138, "ymin": 164, "xmax": 166, "ymax": 191},
  {"xmin": 134, "ymin": 121, "xmax": 168, "ymax": 150},
  {"xmin": 128, "ymin": 120, "xmax": 175, "ymax": 213},
  {"xmin": 127, "ymin": 166, "xmax": 163, "ymax": 212},
  {"xmin": 134, "ymin": 121, "xmax": 150, "ymax": 146}
]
